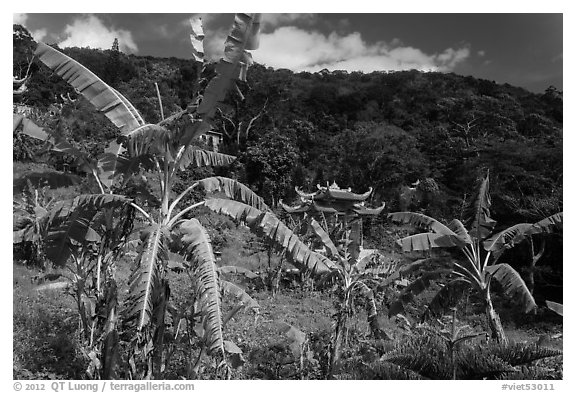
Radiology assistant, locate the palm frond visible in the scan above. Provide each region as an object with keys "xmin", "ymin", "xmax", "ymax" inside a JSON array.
[
  {"xmin": 178, "ymin": 218, "xmax": 224, "ymax": 356},
  {"xmin": 308, "ymin": 217, "xmax": 339, "ymax": 257},
  {"xmin": 51, "ymin": 139, "xmax": 97, "ymax": 174},
  {"xmin": 382, "ymin": 333, "xmax": 450, "ymax": 379},
  {"xmin": 97, "ymin": 141, "xmax": 125, "ymax": 189},
  {"xmin": 485, "ymin": 264, "xmax": 537, "ymax": 313},
  {"xmin": 446, "ymin": 219, "xmax": 472, "ymax": 244},
  {"xmin": 125, "ymin": 224, "xmax": 168, "ymax": 331},
  {"xmin": 13, "ymin": 113, "xmax": 50, "ymax": 141},
  {"xmin": 126, "ymin": 124, "xmax": 173, "ymax": 158},
  {"xmin": 424, "ymin": 278, "xmax": 470, "ymax": 319},
  {"xmin": 355, "ymin": 281, "xmax": 377, "ymax": 319},
  {"xmin": 177, "ymin": 147, "xmax": 236, "ymax": 171},
  {"xmin": 485, "ymin": 212, "xmax": 563, "ymax": 259},
  {"xmin": 528, "ymin": 212, "xmax": 563, "ymax": 235},
  {"xmin": 389, "ymin": 212, "xmax": 458, "ymax": 236},
  {"xmin": 545, "ymin": 300, "xmax": 563, "ymax": 316},
  {"xmin": 388, "ymin": 269, "xmax": 452, "ymax": 317},
  {"xmin": 205, "ymin": 198, "xmax": 336, "ymax": 275},
  {"xmin": 483, "ymin": 223, "xmax": 535, "ymax": 258},
  {"xmin": 378, "ymin": 257, "xmax": 448, "ymax": 288},
  {"xmin": 44, "ymin": 195, "xmax": 131, "ymax": 265},
  {"xmin": 456, "ymin": 346, "xmax": 517, "ymax": 379},
  {"xmin": 220, "ymin": 280, "xmax": 259, "ymax": 311},
  {"xmin": 197, "ymin": 14, "xmax": 261, "ymax": 121},
  {"xmin": 488, "ymin": 342, "xmax": 562, "ymax": 366},
  {"xmin": 189, "ymin": 17, "xmax": 205, "ymax": 62},
  {"xmin": 35, "ymin": 43, "xmax": 145, "ymax": 134},
  {"xmin": 396, "ymin": 232, "xmax": 467, "ymax": 252},
  {"xmin": 98, "ymin": 152, "xmax": 155, "ymax": 188},
  {"xmin": 199, "ymin": 176, "xmax": 269, "ymax": 211},
  {"xmin": 464, "ymin": 173, "xmax": 496, "ymax": 241}
]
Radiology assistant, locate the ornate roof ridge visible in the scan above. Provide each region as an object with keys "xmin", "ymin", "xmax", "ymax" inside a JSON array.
[{"xmin": 295, "ymin": 184, "xmax": 373, "ymax": 202}]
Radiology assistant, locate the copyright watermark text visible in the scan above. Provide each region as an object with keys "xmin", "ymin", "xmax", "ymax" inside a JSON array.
[
  {"xmin": 502, "ymin": 384, "xmax": 555, "ymax": 391},
  {"xmin": 13, "ymin": 381, "xmax": 194, "ymax": 392}
]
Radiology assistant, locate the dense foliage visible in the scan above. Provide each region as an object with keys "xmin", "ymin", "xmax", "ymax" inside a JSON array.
[{"xmin": 14, "ymin": 24, "xmax": 562, "ymax": 223}]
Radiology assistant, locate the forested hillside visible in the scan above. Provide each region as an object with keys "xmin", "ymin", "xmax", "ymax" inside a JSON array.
[{"xmin": 13, "ymin": 23, "xmax": 562, "ymax": 224}]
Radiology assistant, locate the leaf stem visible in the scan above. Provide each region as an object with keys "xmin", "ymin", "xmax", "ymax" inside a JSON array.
[
  {"xmin": 168, "ymin": 182, "xmax": 199, "ymax": 220},
  {"xmin": 170, "ymin": 146, "xmax": 187, "ymax": 178},
  {"xmin": 154, "ymin": 158, "xmax": 165, "ymax": 196},
  {"xmin": 130, "ymin": 202, "xmax": 154, "ymax": 224},
  {"xmin": 155, "ymin": 82, "xmax": 165, "ymax": 121},
  {"xmin": 167, "ymin": 201, "xmax": 205, "ymax": 228},
  {"xmin": 92, "ymin": 169, "xmax": 106, "ymax": 194}
]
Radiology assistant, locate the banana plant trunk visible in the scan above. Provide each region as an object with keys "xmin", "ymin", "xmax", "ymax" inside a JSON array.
[
  {"xmin": 525, "ymin": 267, "xmax": 535, "ymax": 296},
  {"xmin": 152, "ymin": 280, "xmax": 170, "ymax": 378},
  {"xmin": 329, "ymin": 310, "xmax": 347, "ymax": 379},
  {"xmin": 526, "ymin": 238, "xmax": 545, "ymax": 295},
  {"xmin": 329, "ymin": 286, "xmax": 352, "ymax": 379},
  {"xmin": 484, "ymin": 292, "xmax": 508, "ymax": 345}
]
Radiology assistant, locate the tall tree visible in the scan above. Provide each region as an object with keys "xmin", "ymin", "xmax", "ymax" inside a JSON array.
[{"xmin": 104, "ymin": 38, "xmax": 120, "ymax": 86}]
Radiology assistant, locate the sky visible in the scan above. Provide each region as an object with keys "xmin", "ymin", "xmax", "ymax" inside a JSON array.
[{"xmin": 12, "ymin": 11, "xmax": 563, "ymax": 93}]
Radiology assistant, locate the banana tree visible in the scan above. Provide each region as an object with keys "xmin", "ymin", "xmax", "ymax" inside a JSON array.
[
  {"xmin": 204, "ymin": 198, "xmax": 396, "ymax": 377},
  {"xmin": 13, "ymin": 181, "xmax": 54, "ymax": 267},
  {"xmin": 301, "ymin": 216, "xmax": 404, "ymax": 376},
  {"xmin": 388, "ymin": 173, "xmax": 536, "ymax": 344},
  {"xmin": 42, "ymin": 193, "xmax": 135, "ymax": 378},
  {"xmin": 161, "ymin": 249, "xmax": 261, "ymax": 378},
  {"xmin": 484, "ymin": 212, "xmax": 563, "ymax": 294},
  {"xmin": 33, "ymin": 13, "xmax": 264, "ymax": 379}
]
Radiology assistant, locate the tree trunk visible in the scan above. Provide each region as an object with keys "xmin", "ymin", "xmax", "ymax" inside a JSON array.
[
  {"xmin": 329, "ymin": 311, "xmax": 347, "ymax": 379},
  {"xmin": 329, "ymin": 287, "xmax": 351, "ymax": 379},
  {"xmin": 525, "ymin": 267, "xmax": 535, "ymax": 296},
  {"xmin": 152, "ymin": 281, "xmax": 170, "ymax": 378},
  {"xmin": 526, "ymin": 238, "xmax": 545, "ymax": 295},
  {"xmin": 485, "ymin": 294, "xmax": 508, "ymax": 345},
  {"xmin": 449, "ymin": 343, "xmax": 457, "ymax": 380},
  {"xmin": 188, "ymin": 346, "xmax": 206, "ymax": 379}
]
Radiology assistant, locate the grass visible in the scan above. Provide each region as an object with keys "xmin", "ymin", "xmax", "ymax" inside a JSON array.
[
  {"xmin": 13, "ymin": 264, "xmax": 85, "ymax": 379},
  {"xmin": 13, "ymin": 253, "xmax": 563, "ymax": 379}
]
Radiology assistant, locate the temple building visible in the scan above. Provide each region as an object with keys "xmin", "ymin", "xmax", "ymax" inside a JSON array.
[
  {"xmin": 281, "ymin": 181, "xmax": 385, "ymax": 219},
  {"xmin": 281, "ymin": 181, "xmax": 385, "ymax": 250}
]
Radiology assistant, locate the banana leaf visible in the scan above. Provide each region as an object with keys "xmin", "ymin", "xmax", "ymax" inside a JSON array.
[{"xmin": 35, "ymin": 43, "xmax": 145, "ymax": 135}]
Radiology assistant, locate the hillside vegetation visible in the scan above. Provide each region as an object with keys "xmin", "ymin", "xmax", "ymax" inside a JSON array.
[{"xmin": 14, "ymin": 24, "xmax": 562, "ymax": 219}]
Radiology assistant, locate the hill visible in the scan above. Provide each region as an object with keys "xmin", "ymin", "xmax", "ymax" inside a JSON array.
[{"xmin": 13, "ymin": 23, "xmax": 562, "ymax": 224}]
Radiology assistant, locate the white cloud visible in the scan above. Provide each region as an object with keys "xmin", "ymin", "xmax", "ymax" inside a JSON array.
[
  {"xmin": 13, "ymin": 13, "xmax": 28, "ymax": 25},
  {"xmin": 477, "ymin": 50, "xmax": 486, "ymax": 57},
  {"xmin": 435, "ymin": 47, "xmax": 471, "ymax": 69},
  {"xmin": 185, "ymin": 14, "xmax": 236, "ymax": 60},
  {"xmin": 255, "ymin": 26, "xmax": 470, "ymax": 73},
  {"xmin": 59, "ymin": 15, "xmax": 138, "ymax": 53},
  {"xmin": 31, "ymin": 28, "xmax": 47, "ymax": 42},
  {"xmin": 261, "ymin": 14, "xmax": 317, "ymax": 31}
]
